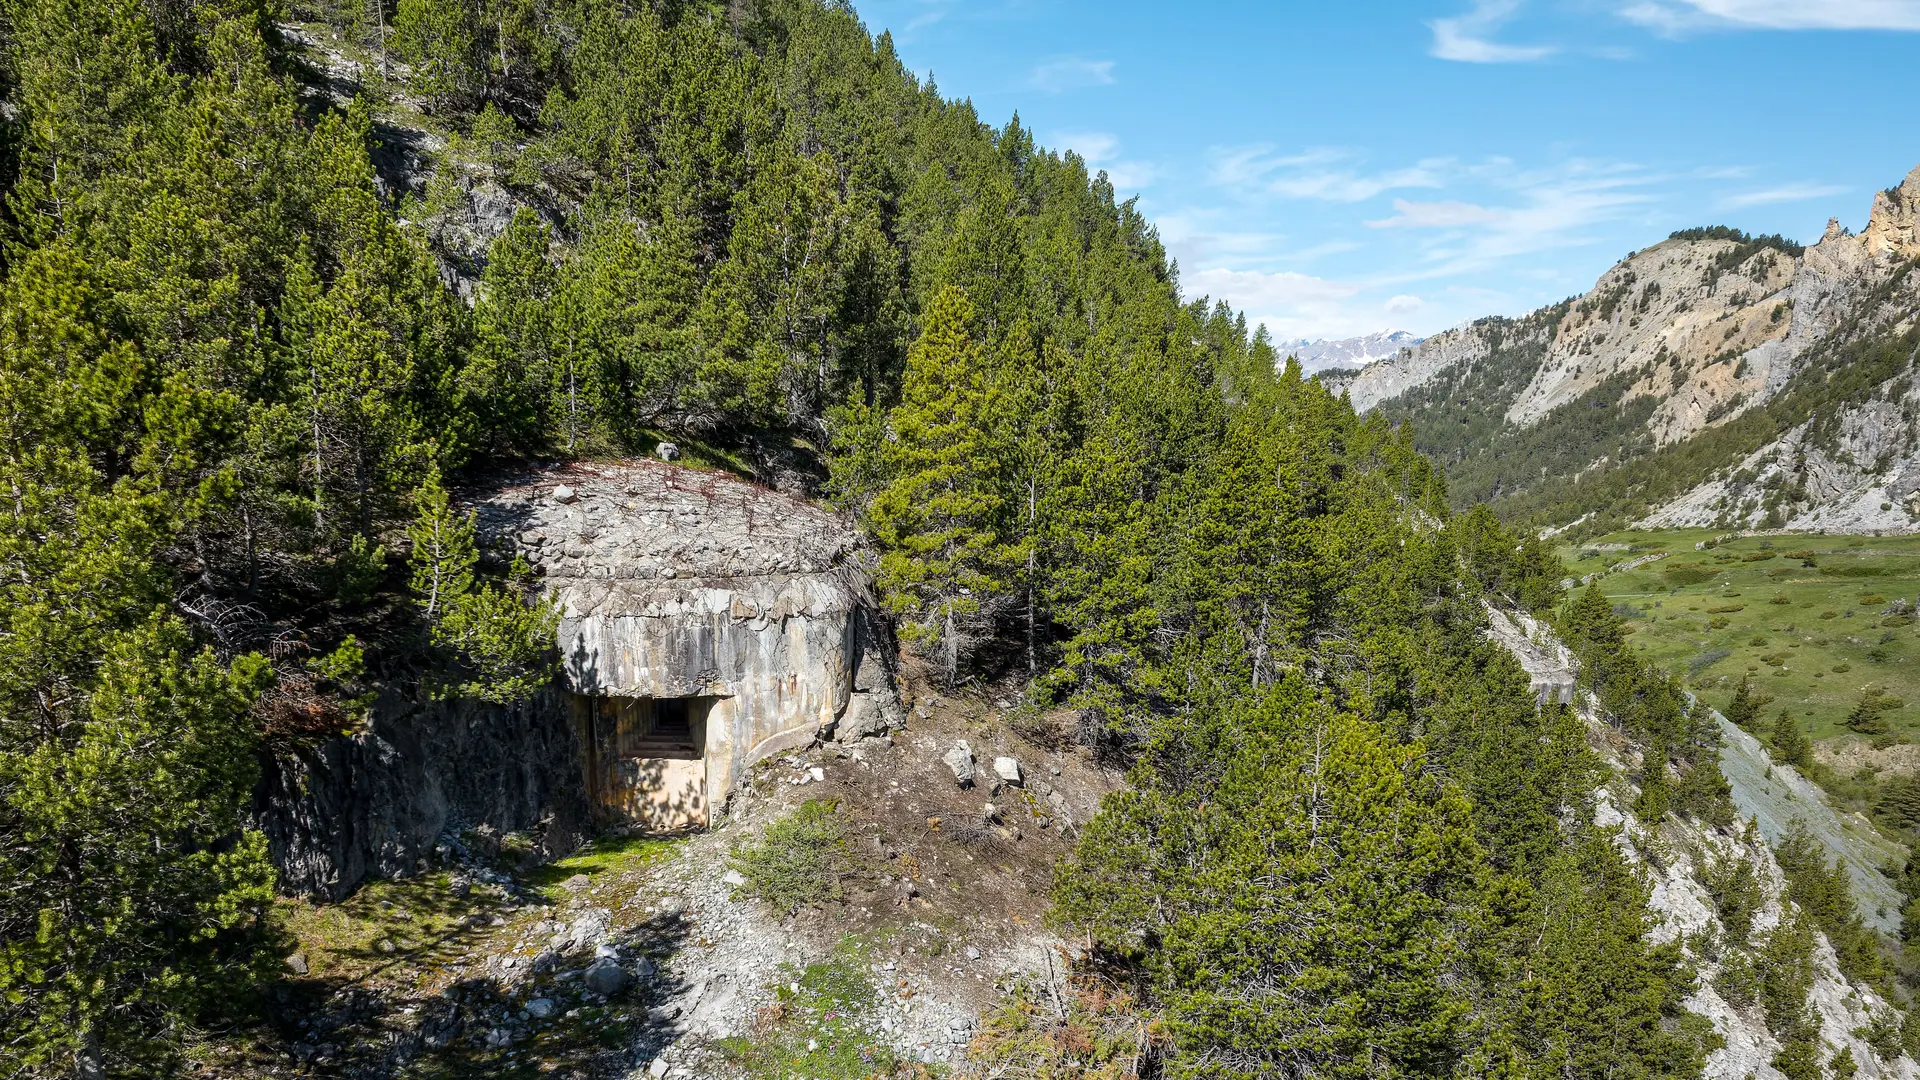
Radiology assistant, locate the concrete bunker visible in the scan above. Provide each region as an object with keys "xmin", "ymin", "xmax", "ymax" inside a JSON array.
[
  {"xmin": 575, "ymin": 693, "xmax": 714, "ymax": 830},
  {"xmin": 478, "ymin": 460, "xmax": 900, "ymax": 831}
]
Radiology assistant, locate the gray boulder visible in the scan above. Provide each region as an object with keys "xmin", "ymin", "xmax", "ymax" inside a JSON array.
[
  {"xmin": 942, "ymin": 742, "xmax": 975, "ymax": 786},
  {"xmin": 584, "ymin": 958, "xmax": 630, "ymax": 996}
]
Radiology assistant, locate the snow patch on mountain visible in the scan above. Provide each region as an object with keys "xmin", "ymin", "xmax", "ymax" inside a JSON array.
[{"xmin": 1277, "ymin": 330, "xmax": 1422, "ymax": 372}]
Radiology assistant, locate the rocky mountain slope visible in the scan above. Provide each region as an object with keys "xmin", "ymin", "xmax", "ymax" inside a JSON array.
[
  {"xmin": 1348, "ymin": 165, "xmax": 1920, "ymax": 535},
  {"xmin": 1486, "ymin": 609, "xmax": 1916, "ymax": 1080},
  {"xmin": 1278, "ymin": 329, "xmax": 1422, "ymax": 372}
]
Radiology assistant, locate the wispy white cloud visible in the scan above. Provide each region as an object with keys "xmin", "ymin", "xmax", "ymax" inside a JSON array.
[
  {"xmin": 1184, "ymin": 266, "xmax": 1377, "ymax": 339},
  {"xmin": 1367, "ymin": 160, "xmax": 1663, "ymax": 281},
  {"xmin": 1056, "ymin": 131, "xmax": 1120, "ymax": 162},
  {"xmin": 1622, "ymin": 0, "xmax": 1920, "ymax": 31},
  {"xmin": 1210, "ymin": 146, "xmax": 1452, "ymax": 203},
  {"xmin": 1169, "ymin": 154, "xmax": 1668, "ymax": 338},
  {"xmin": 1366, "ymin": 199, "xmax": 1508, "ymax": 229},
  {"xmin": 1718, "ymin": 182, "xmax": 1849, "ymax": 208},
  {"xmin": 1430, "ymin": 0, "xmax": 1560, "ymax": 62},
  {"xmin": 1027, "ymin": 56, "xmax": 1116, "ymax": 93},
  {"xmin": 1054, "ymin": 130, "xmax": 1158, "ymax": 192}
]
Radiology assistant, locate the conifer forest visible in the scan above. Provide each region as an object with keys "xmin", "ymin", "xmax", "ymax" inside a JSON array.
[{"xmin": 0, "ymin": 2, "xmax": 1912, "ymax": 1079}]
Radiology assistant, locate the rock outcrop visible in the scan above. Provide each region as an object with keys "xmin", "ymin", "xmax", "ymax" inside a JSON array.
[
  {"xmin": 1347, "ymin": 319, "xmax": 1520, "ymax": 412},
  {"xmin": 255, "ymin": 688, "xmax": 592, "ymax": 901},
  {"xmin": 1351, "ymin": 162, "xmax": 1920, "ymax": 533}
]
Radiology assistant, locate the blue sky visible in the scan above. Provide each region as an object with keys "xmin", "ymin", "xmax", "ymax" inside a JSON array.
[{"xmin": 853, "ymin": 0, "xmax": 1920, "ymax": 341}]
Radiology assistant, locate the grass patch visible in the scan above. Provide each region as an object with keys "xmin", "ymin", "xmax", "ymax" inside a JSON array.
[
  {"xmin": 277, "ymin": 873, "xmax": 487, "ymax": 982},
  {"xmin": 1559, "ymin": 529, "xmax": 1920, "ymax": 751},
  {"xmin": 728, "ymin": 800, "xmax": 863, "ymax": 914},
  {"xmin": 714, "ymin": 939, "xmax": 926, "ymax": 1079},
  {"xmin": 524, "ymin": 833, "xmax": 684, "ymax": 900}
]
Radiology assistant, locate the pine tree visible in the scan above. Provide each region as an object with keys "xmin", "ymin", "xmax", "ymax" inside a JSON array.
[
  {"xmin": 1519, "ymin": 833, "xmax": 1712, "ymax": 1080},
  {"xmin": 470, "ymin": 208, "xmax": 557, "ymax": 454},
  {"xmin": 1725, "ymin": 677, "xmax": 1759, "ymax": 728},
  {"xmin": 864, "ymin": 286, "xmax": 1021, "ymax": 684},
  {"xmin": 407, "ymin": 471, "xmax": 557, "ymax": 702},
  {"xmin": 1846, "ymin": 687, "xmax": 1894, "ymax": 735},
  {"xmin": 1053, "ymin": 682, "xmax": 1483, "ymax": 1080},
  {"xmin": 392, "ymin": 0, "xmax": 484, "ymax": 113},
  {"xmin": 1772, "ymin": 709, "xmax": 1813, "ymax": 768},
  {"xmin": 0, "ymin": 246, "xmax": 280, "ymax": 1071}
]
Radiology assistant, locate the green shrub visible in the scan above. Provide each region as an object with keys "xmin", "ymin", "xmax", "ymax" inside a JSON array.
[
  {"xmin": 727, "ymin": 800, "xmax": 860, "ymax": 914},
  {"xmin": 1664, "ymin": 565, "xmax": 1719, "ymax": 586},
  {"xmin": 1860, "ymin": 594, "xmax": 1887, "ymax": 606},
  {"xmin": 1703, "ymin": 850, "xmax": 1764, "ymax": 943},
  {"xmin": 1714, "ymin": 949, "xmax": 1758, "ymax": 1007}
]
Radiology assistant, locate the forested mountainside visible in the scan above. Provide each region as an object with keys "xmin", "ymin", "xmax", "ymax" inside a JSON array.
[
  {"xmin": 1353, "ymin": 173, "xmax": 1920, "ymax": 536},
  {"xmin": 1, "ymin": 2, "xmax": 1911, "ymax": 1078}
]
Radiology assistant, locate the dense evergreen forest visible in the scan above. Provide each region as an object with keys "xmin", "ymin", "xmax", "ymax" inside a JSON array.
[{"xmin": 0, "ymin": 0, "xmax": 1856, "ymax": 1076}]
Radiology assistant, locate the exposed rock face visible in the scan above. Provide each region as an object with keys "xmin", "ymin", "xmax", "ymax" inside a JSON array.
[
  {"xmin": 1504, "ymin": 236, "xmax": 1799, "ymax": 440},
  {"xmin": 255, "ymin": 687, "xmax": 592, "ymax": 901},
  {"xmin": 475, "ymin": 460, "xmax": 901, "ymax": 817},
  {"xmin": 1634, "ymin": 377, "xmax": 1920, "ymax": 532},
  {"xmin": 1715, "ymin": 714, "xmax": 1907, "ymax": 935},
  {"xmin": 1347, "ymin": 320, "xmax": 1514, "ymax": 412},
  {"xmin": 1481, "ymin": 605, "xmax": 1575, "ymax": 705},
  {"xmin": 1355, "ymin": 162, "xmax": 1920, "ymax": 532},
  {"xmin": 1484, "ymin": 610, "xmax": 1917, "ymax": 1080}
]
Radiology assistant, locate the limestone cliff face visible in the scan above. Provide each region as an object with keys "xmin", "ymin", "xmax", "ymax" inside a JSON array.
[
  {"xmin": 1353, "ymin": 163, "xmax": 1920, "ymax": 531},
  {"xmin": 1346, "ymin": 319, "xmax": 1510, "ymax": 412},
  {"xmin": 1507, "ymin": 236, "xmax": 1798, "ymax": 442},
  {"xmin": 1634, "ymin": 382, "xmax": 1920, "ymax": 533},
  {"xmin": 1635, "ymin": 169, "xmax": 1920, "ymax": 531}
]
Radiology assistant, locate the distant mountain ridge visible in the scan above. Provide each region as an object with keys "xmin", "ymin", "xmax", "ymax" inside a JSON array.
[
  {"xmin": 1278, "ymin": 330, "xmax": 1421, "ymax": 372},
  {"xmin": 1343, "ymin": 163, "xmax": 1920, "ymax": 537}
]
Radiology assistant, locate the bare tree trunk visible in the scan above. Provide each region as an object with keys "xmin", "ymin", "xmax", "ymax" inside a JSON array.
[
  {"xmin": 1026, "ymin": 474, "xmax": 1037, "ymax": 679},
  {"xmin": 373, "ymin": 0, "xmax": 388, "ymax": 81}
]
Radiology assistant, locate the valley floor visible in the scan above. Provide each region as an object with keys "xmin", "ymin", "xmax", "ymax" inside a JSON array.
[{"xmin": 1565, "ymin": 528, "xmax": 1920, "ymax": 824}]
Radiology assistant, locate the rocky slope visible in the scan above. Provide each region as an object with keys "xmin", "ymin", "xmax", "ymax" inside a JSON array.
[
  {"xmin": 219, "ymin": 677, "xmax": 1119, "ymax": 1079},
  {"xmin": 1348, "ymin": 164, "xmax": 1920, "ymax": 533},
  {"xmin": 1487, "ymin": 609, "xmax": 1917, "ymax": 1080},
  {"xmin": 1278, "ymin": 330, "xmax": 1422, "ymax": 373}
]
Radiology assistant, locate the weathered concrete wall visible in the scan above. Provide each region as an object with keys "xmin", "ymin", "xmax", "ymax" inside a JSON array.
[
  {"xmin": 254, "ymin": 687, "xmax": 593, "ymax": 901},
  {"xmin": 254, "ymin": 460, "xmax": 897, "ymax": 896},
  {"xmin": 477, "ymin": 460, "xmax": 900, "ymax": 819},
  {"xmin": 554, "ymin": 576, "xmax": 860, "ymax": 799}
]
